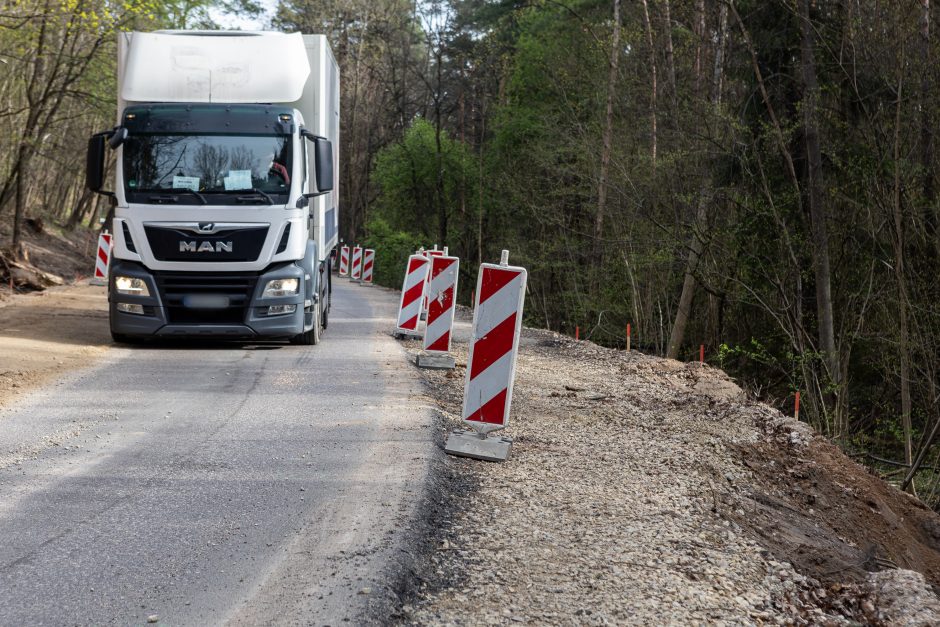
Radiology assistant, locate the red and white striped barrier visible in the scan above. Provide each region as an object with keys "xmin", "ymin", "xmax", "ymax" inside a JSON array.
[
  {"xmin": 351, "ymin": 245, "xmax": 363, "ymax": 281},
  {"xmin": 394, "ymin": 254, "xmax": 430, "ymax": 338},
  {"xmin": 339, "ymin": 245, "xmax": 350, "ymax": 277},
  {"xmin": 362, "ymin": 248, "xmax": 375, "ymax": 284},
  {"xmin": 461, "ymin": 250, "xmax": 527, "ymax": 433},
  {"xmin": 423, "ymin": 254, "xmax": 458, "ymax": 353},
  {"xmin": 90, "ymin": 233, "xmax": 112, "ymax": 286}
]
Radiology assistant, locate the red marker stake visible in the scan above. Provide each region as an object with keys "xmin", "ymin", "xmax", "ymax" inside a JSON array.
[
  {"xmin": 794, "ymin": 391, "xmax": 801, "ymax": 421},
  {"xmin": 699, "ymin": 344, "xmax": 704, "ymax": 364},
  {"xmin": 626, "ymin": 323, "xmax": 631, "ymax": 352},
  {"xmin": 575, "ymin": 326, "xmax": 580, "ymax": 341}
]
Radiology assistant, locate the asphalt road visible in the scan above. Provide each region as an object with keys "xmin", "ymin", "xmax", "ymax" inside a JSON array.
[{"xmin": 0, "ymin": 278, "xmax": 437, "ymax": 625}]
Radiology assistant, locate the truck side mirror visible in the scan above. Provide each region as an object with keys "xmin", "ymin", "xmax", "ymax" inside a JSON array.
[
  {"xmin": 86, "ymin": 131, "xmax": 117, "ymax": 196},
  {"xmin": 301, "ymin": 128, "xmax": 334, "ymax": 194},
  {"xmin": 86, "ymin": 134, "xmax": 106, "ymax": 193},
  {"xmin": 313, "ymin": 137, "xmax": 334, "ymax": 192}
]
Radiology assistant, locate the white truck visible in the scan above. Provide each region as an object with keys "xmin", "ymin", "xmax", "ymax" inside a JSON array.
[{"xmin": 86, "ymin": 30, "xmax": 339, "ymax": 344}]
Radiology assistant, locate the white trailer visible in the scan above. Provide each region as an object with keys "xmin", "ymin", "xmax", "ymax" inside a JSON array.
[{"xmin": 86, "ymin": 30, "xmax": 340, "ymax": 344}]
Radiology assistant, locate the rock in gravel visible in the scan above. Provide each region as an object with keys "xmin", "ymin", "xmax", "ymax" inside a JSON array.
[
  {"xmin": 867, "ymin": 569, "xmax": 940, "ymax": 625},
  {"xmin": 146, "ymin": 615, "xmax": 159, "ymax": 623}
]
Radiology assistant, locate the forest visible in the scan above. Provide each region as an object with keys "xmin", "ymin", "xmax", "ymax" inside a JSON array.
[{"xmin": 2, "ymin": 0, "xmax": 940, "ymax": 506}]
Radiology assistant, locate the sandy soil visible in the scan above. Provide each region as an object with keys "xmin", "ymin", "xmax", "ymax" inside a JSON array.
[
  {"xmin": 0, "ymin": 223, "xmax": 110, "ymax": 409},
  {"xmin": 0, "ymin": 284, "xmax": 110, "ymax": 410}
]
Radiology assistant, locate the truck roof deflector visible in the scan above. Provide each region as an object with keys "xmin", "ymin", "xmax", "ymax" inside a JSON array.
[{"xmin": 120, "ymin": 31, "xmax": 311, "ymax": 104}]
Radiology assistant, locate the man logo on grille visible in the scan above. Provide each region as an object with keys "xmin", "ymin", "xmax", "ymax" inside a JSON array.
[{"xmin": 180, "ymin": 241, "xmax": 233, "ymax": 253}]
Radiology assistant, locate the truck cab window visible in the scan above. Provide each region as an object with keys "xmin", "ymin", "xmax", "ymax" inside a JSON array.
[{"xmin": 123, "ymin": 134, "xmax": 293, "ymax": 204}]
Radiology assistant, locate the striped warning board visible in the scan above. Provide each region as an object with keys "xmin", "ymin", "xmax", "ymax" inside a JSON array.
[
  {"xmin": 351, "ymin": 245, "xmax": 363, "ymax": 281},
  {"xmin": 362, "ymin": 248, "xmax": 375, "ymax": 284},
  {"xmin": 90, "ymin": 233, "xmax": 112, "ymax": 286},
  {"xmin": 461, "ymin": 256, "xmax": 527, "ymax": 433},
  {"xmin": 423, "ymin": 254, "xmax": 459, "ymax": 353},
  {"xmin": 339, "ymin": 245, "xmax": 350, "ymax": 277},
  {"xmin": 395, "ymin": 254, "xmax": 430, "ymax": 333}
]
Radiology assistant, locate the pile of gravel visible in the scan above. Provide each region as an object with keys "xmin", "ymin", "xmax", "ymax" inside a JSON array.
[{"xmin": 401, "ymin": 326, "xmax": 940, "ymax": 625}]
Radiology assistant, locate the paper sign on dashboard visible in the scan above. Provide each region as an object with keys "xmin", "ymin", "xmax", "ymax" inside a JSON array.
[
  {"xmin": 172, "ymin": 175, "xmax": 200, "ymax": 191},
  {"xmin": 223, "ymin": 170, "xmax": 253, "ymax": 191}
]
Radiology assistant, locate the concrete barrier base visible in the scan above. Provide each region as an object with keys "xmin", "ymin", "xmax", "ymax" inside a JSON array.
[
  {"xmin": 416, "ymin": 353, "xmax": 455, "ymax": 370},
  {"xmin": 444, "ymin": 430, "xmax": 512, "ymax": 462}
]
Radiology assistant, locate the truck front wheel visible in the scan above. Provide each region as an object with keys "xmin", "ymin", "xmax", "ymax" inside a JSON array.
[{"xmin": 292, "ymin": 301, "xmax": 321, "ymax": 345}]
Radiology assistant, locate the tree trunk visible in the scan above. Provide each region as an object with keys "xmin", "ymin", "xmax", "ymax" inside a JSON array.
[
  {"xmin": 434, "ymin": 41, "xmax": 446, "ymax": 246},
  {"xmin": 662, "ymin": 0, "xmax": 679, "ymax": 127},
  {"xmin": 12, "ymin": 148, "xmax": 28, "ymax": 259},
  {"xmin": 10, "ymin": 0, "xmax": 50, "ymax": 254},
  {"xmin": 921, "ymin": 0, "xmax": 936, "ymax": 245},
  {"xmin": 798, "ymin": 0, "xmax": 841, "ymax": 416},
  {"xmin": 592, "ymin": 0, "xmax": 621, "ymax": 265},
  {"xmin": 666, "ymin": 1, "xmax": 727, "ymax": 360},
  {"xmin": 67, "ymin": 185, "xmax": 94, "ymax": 229},
  {"xmin": 892, "ymin": 58, "xmax": 913, "ymax": 465},
  {"xmin": 640, "ymin": 0, "xmax": 657, "ymax": 166},
  {"xmin": 693, "ymin": 0, "xmax": 706, "ymax": 97}
]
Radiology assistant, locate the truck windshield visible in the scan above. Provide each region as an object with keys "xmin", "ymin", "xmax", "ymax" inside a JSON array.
[{"xmin": 123, "ymin": 134, "xmax": 292, "ymax": 204}]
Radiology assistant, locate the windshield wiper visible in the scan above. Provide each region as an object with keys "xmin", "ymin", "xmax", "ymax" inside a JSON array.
[
  {"xmin": 168, "ymin": 188, "xmax": 207, "ymax": 205},
  {"xmin": 146, "ymin": 189, "xmax": 207, "ymax": 205},
  {"xmin": 227, "ymin": 188, "xmax": 275, "ymax": 205}
]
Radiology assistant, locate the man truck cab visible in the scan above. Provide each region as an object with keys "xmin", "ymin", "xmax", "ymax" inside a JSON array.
[{"xmin": 86, "ymin": 31, "xmax": 340, "ymax": 345}]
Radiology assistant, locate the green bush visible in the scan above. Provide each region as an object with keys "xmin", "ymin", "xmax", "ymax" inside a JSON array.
[{"xmin": 361, "ymin": 218, "xmax": 425, "ymax": 290}]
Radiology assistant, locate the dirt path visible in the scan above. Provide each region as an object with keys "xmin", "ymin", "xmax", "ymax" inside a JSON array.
[
  {"xmin": 0, "ymin": 283, "xmax": 110, "ymax": 410},
  {"xmin": 404, "ymin": 313, "xmax": 940, "ymax": 625}
]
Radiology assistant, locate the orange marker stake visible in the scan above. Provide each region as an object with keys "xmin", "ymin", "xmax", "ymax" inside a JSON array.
[
  {"xmin": 626, "ymin": 323, "xmax": 631, "ymax": 352},
  {"xmin": 794, "ymin": 391, "xmax": 801, "ymax": 421},
  {"xmin": 699, "ymin": 344, "xmax": 704, "ymax": 364},
  {"xmin": 575, "ymin": 326, "xmax": 580, "ymax": 341}
]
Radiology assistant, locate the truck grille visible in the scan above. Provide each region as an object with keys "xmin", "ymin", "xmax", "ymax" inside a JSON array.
[
  {"xmin": 145, "ymin": 225, "xmax": 268, "ymax": 262},
  {"xmin": 153, "ymin": 271, "xmax": 259, "ymax": 325}
]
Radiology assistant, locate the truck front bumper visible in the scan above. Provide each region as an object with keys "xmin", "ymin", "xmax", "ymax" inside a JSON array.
[{"xmin": 108, "ymin": 260, "xmax": 307, "ymax": 339}]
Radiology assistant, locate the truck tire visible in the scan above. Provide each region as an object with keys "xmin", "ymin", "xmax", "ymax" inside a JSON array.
[
  {"xmin": 292, "ymin": 302, "xmax": 321, "ymax": 345},
  {"xmin": 322, "ymin": 269, "xmax": 330, "ymax": 329}
]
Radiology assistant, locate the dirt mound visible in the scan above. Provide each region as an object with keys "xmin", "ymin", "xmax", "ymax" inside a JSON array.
[
  {"xmin": 0, "ymin": 224, "xmax": 98, "ymax": 299},
  {"xmin": 730, "ymin": 413, "xmax": 940, "ymax": 589}
]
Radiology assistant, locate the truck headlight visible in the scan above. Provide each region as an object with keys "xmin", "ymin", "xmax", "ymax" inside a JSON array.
[
  {"xmin": 114, "ymin": 276, "xmax": 150, "ymax": 296},
  {"xmin": 117, "ymin": 303, "xmax": 145, "ymax": 315},
  {"xmin": 263, "ymin": 278, "xmax": 299, "ymax": 298}
]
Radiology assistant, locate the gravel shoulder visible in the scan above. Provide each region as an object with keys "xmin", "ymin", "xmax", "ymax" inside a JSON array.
[{"xmin": 402, "ymin": 309, "xmax": 940, "ymax": 625}]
